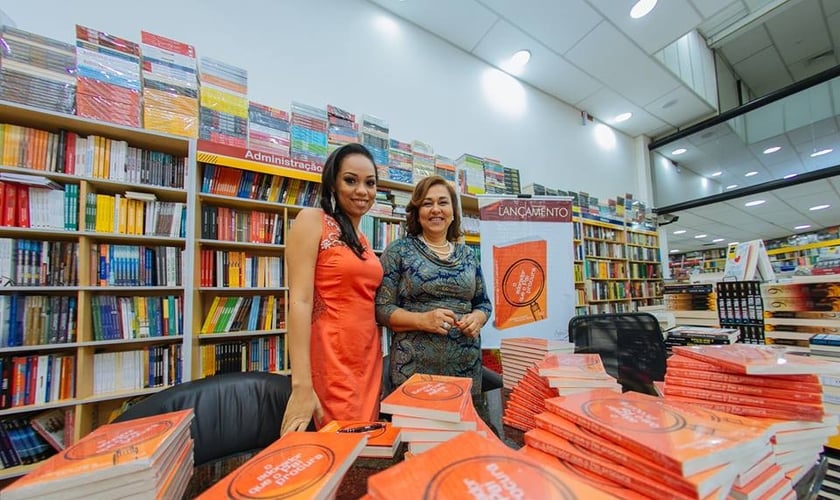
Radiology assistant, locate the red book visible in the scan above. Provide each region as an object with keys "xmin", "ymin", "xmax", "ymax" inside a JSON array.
[
  {"xmin": 3, "ymin": 182, "xmax": 17, "ymax": 226},
  {"xmin": 16, "ymin": 185, "xmax": 29, "ymax": 228}
]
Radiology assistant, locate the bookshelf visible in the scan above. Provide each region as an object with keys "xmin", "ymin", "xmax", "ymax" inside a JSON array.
[
  {"xmin": 0, "ymin": 100, "xmax": 191, "ymax": 477},
  {"xmin": 668, "ymin": 248, "xmax": 728, "ymax": 276},
  {"xmin": 765, "ymin": 238, "xmax": 840, "ymax": 271}
]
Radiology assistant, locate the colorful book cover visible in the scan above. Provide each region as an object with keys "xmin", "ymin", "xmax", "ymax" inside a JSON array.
[
  {"xmin": 1, "ymin": 409, "xmax": 192, "ymax": 498},
  {"xmin": 318, "ymin": 420, "xmax": 402, "ymax": 458},
  {"xmin": 492, "ymin": 238, "xmax": 547, "ymax": 330},
  {"xmin": 671, "ymin": 344, "xmax": 840, "ymax": 375},
  {"xmin": 380, "ymin": 373, "xmax": 472, "ymax": 423},
  {"xmin": 543, "ymin": 389, "xmax": 769, "ymax": 476},
  {"xmin": 196, "ymin": 431, "xmax": 365, "ymax": 500},
  {"xmin": 367, "ymin": 430, "xmax": 621, "ymax": 499}
]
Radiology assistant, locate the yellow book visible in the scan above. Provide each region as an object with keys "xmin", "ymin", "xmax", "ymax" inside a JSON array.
[
  {"xmin": 117, "ymin": 196, "xmax": 128, "ymax": 234},
  {"xmin": 200, "ymin": 296, "xmax": 222, "ymax": 334}
]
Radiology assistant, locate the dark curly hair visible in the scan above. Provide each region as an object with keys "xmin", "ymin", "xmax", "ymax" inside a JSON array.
[
  {"xmin": 319, "ymin": 143, "xmax": 378, "ymax": 258},
  {"xmin": 404, "ymin": 175, "xmax": 461, "ymax": 241}
]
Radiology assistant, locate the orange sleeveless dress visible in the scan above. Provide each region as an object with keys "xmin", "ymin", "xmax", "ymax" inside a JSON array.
[{"xmin": 310, "ymin": 213, "xmax": 384, "ymax": 428}]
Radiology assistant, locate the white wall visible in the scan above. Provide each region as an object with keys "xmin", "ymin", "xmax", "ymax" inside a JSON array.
[{"xmin": 2, "ymin": 0, "xmax": 644, "ymax": 203}]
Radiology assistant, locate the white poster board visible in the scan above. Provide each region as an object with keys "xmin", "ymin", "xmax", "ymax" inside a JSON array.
[{"xmin": 478, "ymin": 196, "xmax": 575, "ymax": 348}]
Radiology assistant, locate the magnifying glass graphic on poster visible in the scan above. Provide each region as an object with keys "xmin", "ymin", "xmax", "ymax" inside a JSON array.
[{"xmin": 493, "ymin": 239, "xmax": 547, "ymax": 330}]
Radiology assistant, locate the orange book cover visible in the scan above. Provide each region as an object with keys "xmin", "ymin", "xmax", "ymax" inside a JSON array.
[
  {"xmin": 671, "ymin": 344, "xmax": 840, "ymax": 375},
  {"xmin": 318, "ymin": 420, "xmax": 402, "ymax": 458},
  {"xmin": 544, "ymin": 389, "xmax": 769, "ymax": 476},
  {"xmin": 518, "ymin": 445, "xmax": 649, "ymax": 500},
  {"xmin": 367, "ymin": 430, "xmax": 620, "ymax": 499},
  {"xmin": 663, "ymin": 393, "xmax": 826, "ymax": 422},
  {"xmin": 196, "ymin": 431, "xmax": 365, "ymax": 500},
  {"xmin": 380, "ymin": 373, "xmax": 472, "ymax": 423},
  {"xmin": 492, "ymin": 239, "xmax": 547, "ymax": 329},
  {"xmin": 1, "ymin": 409, "xmax": 193, "ymax": 498},
  {"xmin": 664, "ymin": 374, "xmax": 823, "ymax": 404},
  {"xmin": 665, "ymin": 364, "xmax": 823, "ymax": 392},
  {"xmin": 523, "ymin": 428, "xmax": 699, "ymax": 500},
  {"xmin": 534, "ymin": 352, "xmax": 610, "ymax": 379},
  {"xmin": 533, "ymin": 410, "xmax": 739, "ymax": 498}
]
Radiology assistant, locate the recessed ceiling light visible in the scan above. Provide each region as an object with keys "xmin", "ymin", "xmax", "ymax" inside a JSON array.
[
  {"xmin": 614, "ymin": 112, "xmax": 632, "ymax": 123},
  {"xmin": 744, "ymin": 171, "xmax": 758, "ymax": 177},
  {"xmin": 710, "ymin": 171, "xmax": 722, "ymax": 177},
  {"xmin": 712, "ymin": 238, "xmax": 724, "ymax": 243},
  {"xmin": 745, "ymin": 200, "xmax": 765, "ymax": 207},
  {"xmin": 726, "ymin": 184, "xmax": 738, "ymax": 189},
  {"xmin": 673, "ymin": 230, "xmax": 686, "ymax": 235},
  {"xmin": 763, "ymin": 146, "xmax": 781, "ymax": 154},
  {"xmin": 783, "ymin": 173, "xmax": 797, "ymax": 179},
  {"xmin": 694, "ymin": 234, "xmax": 707, "ymax": 239},
  {"xmin": 794, "ymin": 224, "xmax": 811, "ymax": 230},
  {"xmin": 630, "ymin": 0, "xmax": 658, "ymax": 18},
  {"xmin": 669, "ymin": 249, "xmax": 679, "ymax": 253},
  {"xmin": 809, "ymin": 204, "xmax": 831, "ymax": 211},
  {"xmin": 504, "ymin": 49, "xmax": 531, "ymax": 75},
  {"xmin": 672, "ymin": 148, "xmax": 687, "ymax": 155},
  {"xmin": 810, "ymin": 148, "xmax": 833, "ymax": 157}
]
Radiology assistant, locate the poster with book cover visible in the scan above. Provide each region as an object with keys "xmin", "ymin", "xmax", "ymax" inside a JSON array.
[{"xmin": 479, "ymin": 196, "xmax": 574, "ymax": 348}]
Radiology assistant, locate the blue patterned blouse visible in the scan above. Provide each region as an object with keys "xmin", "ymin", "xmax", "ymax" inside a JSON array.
[{"xmin": 375, "ymin": 235, "xmax": 492, "ymax": 394}]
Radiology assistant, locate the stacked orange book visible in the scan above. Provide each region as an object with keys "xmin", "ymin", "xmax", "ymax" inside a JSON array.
[
  {"xmin": 499, "ymin": 336, "xmax": 574, "ymax": 389},
  {"xmin": 318, "ymin": 420, "xmax": 402, "ymax": 459}
]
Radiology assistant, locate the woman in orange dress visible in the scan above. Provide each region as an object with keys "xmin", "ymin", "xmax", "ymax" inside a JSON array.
[{"xmin": 280, "ymin": 143, "xmax": 383, "ymax": 433}]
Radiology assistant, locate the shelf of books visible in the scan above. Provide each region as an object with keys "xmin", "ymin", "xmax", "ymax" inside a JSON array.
[
  {"xmin": 0, "ymin": 99, "xmax": 190, "ymax": 477},
  {"xmin": 668, "ymin": 248, "xmax": 728, "ymax": 277}
]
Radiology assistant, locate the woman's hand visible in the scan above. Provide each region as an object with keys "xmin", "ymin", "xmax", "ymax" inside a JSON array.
[
  {"xmin": 422, "ymin": 309, "xmax": 459, "ymax": 335},
  {"xmin": 280, "ymin": 387, "xmax": 323, "ymax": 435},
  {"xmin": 456, "ymin": 310, "xmax": 487, "ymax": 338}
]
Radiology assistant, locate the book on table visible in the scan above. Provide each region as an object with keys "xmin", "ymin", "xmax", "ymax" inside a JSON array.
[
  {"xmin": 318, "ymin": 420, "xmax": 402, "ymax": 458},
  {"xmin": 195, "ymin": 431, "xmax": 365, "ymax": 500},
  {"xmin": 671, "ymin": 343, "xmax": 840, "ymax": 375},
  {"xmin": 379, "ymin": 373, "xmax": 472, "ymax": 423}
]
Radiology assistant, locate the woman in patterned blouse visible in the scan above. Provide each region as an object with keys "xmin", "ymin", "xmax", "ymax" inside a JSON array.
[{"xmin": 375, "ymin": 175, "xmax": 492, "ymax": 399}]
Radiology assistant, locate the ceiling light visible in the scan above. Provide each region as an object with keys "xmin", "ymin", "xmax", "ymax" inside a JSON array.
[
  {"xmin": 763, "ymin": 146, "xmax": 781, "ymax": 154},
  {"xmin": 694, "ymin": 234, "xmax": 707, "ymax": 239},
  {"xmin": 783, "ymin": 173, "xmax": 797, "ymax": 179},
  {"xmin": 669, "ymin": 249, "xmax": 679, "ymax": 253},
  {"xmin": 504, "ymin": 49, "xmax": 531, "ymax": 75},
  {"xmin": 744, "ymin": 200, "xmax": 765, "ymax": 207},
  {"xmin": 614, "ymin": 112, "xmax": 632, "ymax": 123},
  {"xmin": 712, "ymin": 238, "xmax": 724, "ymax": 243},
  {"xmin": 673, "ymin": 230, "xmax": 686, "ymax": 235},
  {"xmin": 710, "ymin": 171, "xmax": 722, "ymax": 177},
  {"xmin": 794, "ymin": 224, "xmax": 811, "ymax": 230},
  {"xmin": 726, "ymin": 184, "xmax": 738, "ymax": 189},
  {"xmin": 810, "ymin": 148, "xmax": 833, "ymax": 157},
  {"xmin": 744, "ymin": 171, "xmax": 758, "ymax": 177},
  {"xmin": 630, "ymin": 0, "xmax": 658, "ymax": 19},
  {"xmin": 809, "ymin": 204, "xmax": 831, "ymax": 211},
  {"xmin": 672, "ymin": 148, "xmax": 687, "ymax": 155}
]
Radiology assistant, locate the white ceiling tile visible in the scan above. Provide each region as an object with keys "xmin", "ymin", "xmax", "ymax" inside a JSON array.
[
  {"xmin": 718, "ymin": 24, "xmax": 773, "ymax": 64},
  {"xmin": 765, "ymin": 0, "xmax": 832, "ymax": 65},
  {"xmin": 366, "ymin": 0, "xmax": 498, "ymax": 53},
  {"xmin": 643, "ymin": 86, "xmax": 716, "ymax": 129},
  {"xmin": 689, "ymin": 0, "xmax": 743, "ymax": 19},
  {"xmin": 585, "ymin": 0, "xmax": 703, "ymax": 54},
  {"xmin": 574, "ymin": 87, "xmax": 667, "ymax": 137},
  {"xmin": 478, "ymin": 0, "xmax": 602, "ymax": 55},
  {"xmin": 823, "ymin": 0, "xmax": 840, "ymax": 16},
  {"xmin": 470, "ymin": 19, "xmax": 602, "ymax": 104},
  {"xmin": 565, "ymin": 22, "xmax": 682, "ymax": 106},
  {"xmin": 732, "ymin": 46, "xmax": 794, "ymax": 96}
]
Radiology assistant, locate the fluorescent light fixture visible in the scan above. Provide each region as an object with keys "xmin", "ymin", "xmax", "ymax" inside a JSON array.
[
  {"xmin": 744, "ymin": 200, "xmax": 765, "ymax": 207},
  {"xmin": 783, "ymin": 173, "xmax": 797, "ymax": 179},
  {"xmin": 694, "ymin": 234, "xmax": 707, "ymax": 239},
  {"xmin": 794, "ymin": 224, "xmax": 811, "ymax": 230},
  {"xmin": 630, "ymin": 0, "xmax": 658, "ymax": 19},
  {"xmin": 726, "ymin": 184, "xmax": 738, "ymax": 189},
  {"xmin": 712, "ymin": 238, "xmax": 724, "ymax": 243},
  {"xmin": 744, "ymin": 171, "xmax": 758, "ymax": 177},
  {"xmin": 763, "ymin": 146, "xmax": 781, "ymax": 154},
  {"xmin": 614, "ymin": 112, "xmax": 632, "ymax": 123},
  {"xmin": 809, "ymin": 204, "xmax": 831, "ymax": 211},
  {"xmin": 673, "ymin": 230, "xmax": 686, "ymax": 234},
  {"xmin": 669, "ymin": 249, "xmax": 679, "ymax": 253},
  {"xmin": 810, "ymin": 148, "xmax": 833, "ymax": 157},
  {"xmin": 710, "ymin": 171, "xmax": 722, "ymax": 177},
  {"xmin": 671, "ymin": 148, "xmax": 687, "ymax": 155}
]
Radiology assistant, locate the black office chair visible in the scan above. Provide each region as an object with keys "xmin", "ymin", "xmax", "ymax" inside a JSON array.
[{"xmin": 567, "ymin": 312, "xmax": 667, "ymax": 395}]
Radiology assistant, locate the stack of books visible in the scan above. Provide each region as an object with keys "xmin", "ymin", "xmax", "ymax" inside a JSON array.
[
  {"xmin": 386, "ymin": 138, "xmax": 412, "ymax": 183},
  {"xmin": 524, "ymin": 389, "xmax": 777, "ymax": 499},
  {"xmin": 360, "ymin": 114, "xmax": 389, "ymax": 171},
  {"xmin": 247, "ymin": 102, "xmax": 290, "ymax": 156},
  {"xmin": 139, "ymin": 31, "xmax": 198, "ymax": 138},
  {"xmin": 821, "ymin": 446, "xmax": 840, "ymax": 500},
  {"xmin": 196, "ymin": 431, "xmax": 366, "ymax": 499},
  {"xmin": 761, "ymin": 278, "xmax": 840, "ymax": 351},
  {"xmin": 75, "ymin": 25, "xmax": 142, "ymax": 127},
  {"xmin": 318, "ymin": 420, "xmax": 402, "ymax": 459},
  {"xmin": 664, "ymin": 325, "xmax": 741, "ymax": 348},
  {"xmin": 380, "ymin": 373, "xmax": 490, "ymax": 455},
  {"xmin": 455, "ymin": 153, "xmax": 485, "ymax": 194},
  {"xmin": 499, "ymin": 336, "xmax": 574, "ymax": 389},
  {"xmin": 0, "ymin": 26, "xmax": 76, "ymax": 114},
  {"xmin": 434, "ymin": 155, "xmax": 456, "ymax": 187},
  {"xmin": 0, "ymin": 409, "xmax": 194, "ymax": 500},
  {"xmin": 289, "ymin": 101, "xmax": 328, "ymax": 165},
  {"xmin": 326, "ymin": 104, "xmax": 358, "ymax": 154},
  {"xmin": 410, "ymin": 140, "xmax": 434, "ymax": 181},
  {"xmin": 198, "ymin": 57, "xmax": 248, "ymax": 148}
]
